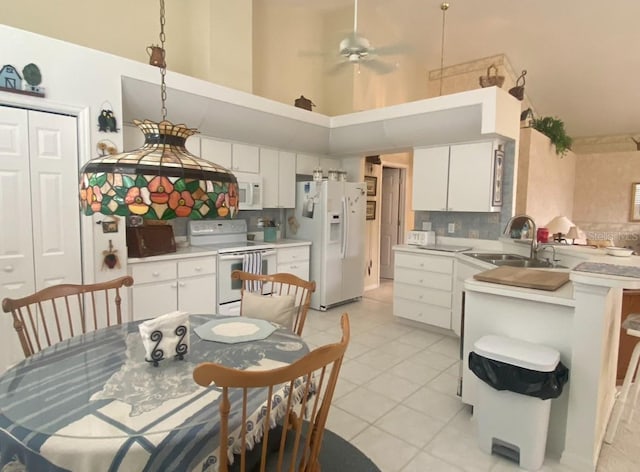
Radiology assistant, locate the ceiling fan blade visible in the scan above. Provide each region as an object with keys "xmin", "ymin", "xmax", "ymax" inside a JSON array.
[
  {"xmin": 362, "ymin": 59, "xmax": 395, "ymax": 75},
  {"xmin": 328, "ymin": 61, "xmax": 351, "ymax": 75}
]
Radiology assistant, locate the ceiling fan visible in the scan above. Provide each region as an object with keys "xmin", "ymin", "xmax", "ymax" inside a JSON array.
[{"xmin": 333, "ymin": 0, "xmax": 403, "ymax": 74}]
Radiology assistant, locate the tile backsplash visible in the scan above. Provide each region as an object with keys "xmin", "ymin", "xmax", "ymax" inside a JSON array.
[{"xmin": 414, "ymin": 211, "xmax": 502, "ymax": 239}]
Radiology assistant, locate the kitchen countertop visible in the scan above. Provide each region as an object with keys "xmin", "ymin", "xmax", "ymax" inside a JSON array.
[
  {"xmin": 127, "ymin": 239, "xmax": 311, "ymax": 264},
  {"xmin": 464, "ymin": 276, "xmax": 575, "ymax": 307},
  {"xmin": 268, "ymin": 239, "xmax": 311, "ymax": 248},
  {"xmin": 393, "ymin": 244, "xmax": 472, "ymax": 256},
  {"xmin": 128, "ymin": 245, "xmax": 219, "ymax": 264}
]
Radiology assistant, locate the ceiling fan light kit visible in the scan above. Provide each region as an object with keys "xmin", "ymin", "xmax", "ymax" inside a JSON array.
[{"xmin": 334, "ymin": 0, "xmax": 400, "ymax": 74}]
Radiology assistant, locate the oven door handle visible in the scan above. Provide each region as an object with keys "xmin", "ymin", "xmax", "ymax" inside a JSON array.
[{"xmin": 218, "ymin": 250, "xmax": 276, "ymax": 261}]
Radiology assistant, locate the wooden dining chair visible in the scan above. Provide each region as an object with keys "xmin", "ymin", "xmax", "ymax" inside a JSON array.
[
  {"xmin": 231, "ymin": 270, "xmax": 316, "ymax": 336},
  {"xmin": 193, "ymin": 313, "xmax": 350, "ymax": 472},
  {"xmin": 2, "ymin": 275, "xmax": 134, "ymax": 357}
]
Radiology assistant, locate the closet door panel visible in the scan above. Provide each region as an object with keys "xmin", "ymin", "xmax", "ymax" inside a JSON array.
[
  {"xmin": 28, "ymin": 111, "xmax": 82, "ymax": 288},
  {"xmin": 0, "ymin": 106, "xmax": 35, "ymax": 297}
]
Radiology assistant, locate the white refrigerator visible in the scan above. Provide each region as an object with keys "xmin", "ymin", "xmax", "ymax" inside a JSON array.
[{"xmin": 292, "ymin": 180, "xmax": 366, "ymax": 311}]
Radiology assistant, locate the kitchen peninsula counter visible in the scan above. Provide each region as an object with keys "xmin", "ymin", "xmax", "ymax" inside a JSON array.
[{"xmin": 462, "ymin": 266, "xmax": 640, "ymax": 471}]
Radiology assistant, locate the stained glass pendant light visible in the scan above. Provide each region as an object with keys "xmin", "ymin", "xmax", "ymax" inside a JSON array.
[{"xmin": 79, "ymin": 0, "xmax": 238, "ymax": 220}]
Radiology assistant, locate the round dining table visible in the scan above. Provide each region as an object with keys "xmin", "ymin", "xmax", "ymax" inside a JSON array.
[{"xmin": 0, "ymin": 315, "xmax": 309, "ymax": 472}]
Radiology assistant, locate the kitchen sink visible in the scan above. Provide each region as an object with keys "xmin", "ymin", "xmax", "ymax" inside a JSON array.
[
  {"xmin": 463, "ymin": 252, "xmax": 528, "ymax": 263},
  {"xmin": 463, "ymin": 252, "xmax": 563, "ymax": 269},
  {"xmin": 492, "ymin": 259, "xmax": 555, "ymax": 268}
]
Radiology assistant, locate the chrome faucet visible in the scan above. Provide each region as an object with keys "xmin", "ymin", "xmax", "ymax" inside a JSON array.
[
  {"xmin": 503, "ymin": 214, "xmax": 538, "ymax": 259},
  {"xmin": 536, "ymin": 244, "xmax": 559, "ymax": 267}
]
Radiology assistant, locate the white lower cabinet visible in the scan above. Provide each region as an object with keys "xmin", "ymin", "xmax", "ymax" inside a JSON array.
[
  {"xmin": 393, "ymin": 250, "xmax": 454, "ymax": 330},
  {"xmin": 129, "ymin": 256, "xmax": 216, "ymax": 320},
  {"xmin": 452, "ymin": 259, "xmax": 487, "ymax": 336},
  {"xmin": 276, "ymin": 246, "xmax": 310, "ymax": 281}
]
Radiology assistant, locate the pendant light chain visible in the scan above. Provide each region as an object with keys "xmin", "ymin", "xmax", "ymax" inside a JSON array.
[
  {"xmin": 439, "ymin": 3, "xmax": 449, "ymax": 96},
  {"xmin": 159, "ymin": 0, "xmax": 167, "ymax": 121}
]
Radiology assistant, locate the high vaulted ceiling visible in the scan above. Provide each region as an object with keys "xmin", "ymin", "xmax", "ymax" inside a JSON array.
[{"xmin": 271, "ymin": 0, "xmax": 640, "ymax": 140}]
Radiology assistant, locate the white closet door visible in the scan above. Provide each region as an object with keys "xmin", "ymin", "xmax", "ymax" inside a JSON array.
[
  {"xmin": 0, "ymin": 106, "xmax": 35, "ymax": 298},
  {"xmin": 28, "ymin": 110, "xmax": 82, "ymax": 288}
]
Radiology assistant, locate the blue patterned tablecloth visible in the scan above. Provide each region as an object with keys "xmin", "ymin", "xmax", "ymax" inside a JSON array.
[{"xmin": 0, "ymin": 315, "xmax": 308, "ymax": 472}]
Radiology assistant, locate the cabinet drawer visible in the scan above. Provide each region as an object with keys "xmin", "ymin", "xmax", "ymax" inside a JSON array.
[
  {"xmin": 277, "ymin": 262, "xmax": 309, "ymax": 281},
  {"xmin": 178, "ymin": 256, "xmax": 216, "ymax": 278},
  {"xmin": 394, "ymin": 297, "xmax": 451, "ymax": 330},
  {"xmin": 394, "ymin": 282, "xmax": 452, "ymax": 308},
  {"xmin": 395, "ymin": 267, "xmax": 452, "ymax": 291},
  {"xmin": 130, "ymin": 261, "xmax": 176, "ymax": 284},
  {"xmin": 277, "ymin": 246, "xmax": 309, "ymax": 264},
  {"xmin": 395, "ymin": 252, "xmax": 453, "ymax": 274}
]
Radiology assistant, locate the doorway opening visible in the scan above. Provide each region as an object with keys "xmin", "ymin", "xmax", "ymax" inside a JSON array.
[{"xmin": 379, "ymin": 165, "xmax": 406, "ymax": 280}]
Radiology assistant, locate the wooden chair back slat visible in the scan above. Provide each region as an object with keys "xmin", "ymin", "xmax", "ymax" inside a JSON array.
[
  {"xmin": 193, "ymin": 313, "xmax": 350, "ymax": 472},
  {"xmin": 2, "ymin": 276, "xmax": 134, "ymax": 358},
  {"xmin": 64, "ymin": 295, "xmax": 75, "ymax": 338},
  {"xmin": 231, "ymin": 270, "xmax": 316, "ymax": 336}
]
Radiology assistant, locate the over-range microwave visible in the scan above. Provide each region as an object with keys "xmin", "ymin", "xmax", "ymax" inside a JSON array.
[{"xmin": 235, "ymin": 172, "xmax": 262, "ymax": 210}]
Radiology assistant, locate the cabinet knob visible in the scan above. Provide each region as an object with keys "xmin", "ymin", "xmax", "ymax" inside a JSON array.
[
  {"xmin": 179, "ymin": 282, "xmax": 185, "ymax": 287},
  {"xmin": 152, "ymin": 271, "xmax": 160, "ymax": 277},
  {"xmin": 171, "ymin": 283, "xmax": 177, "ymax": 288},
  {"xmin": 419, "ymin": 263, "xmax": 424, "ymax": 267},
  {"xmin": 194, "ymin": 266, "xmax": 202, "ymax": 272},
  {"xmin": 419, "ymin": 279, "xmax": 423, "ymax": 283},
  {"xmin": 3, "ymin": 265, "xmax": 13, "ymax": 273},
  {"xmin": 291, "ymin": 265, "xmax": 298, "ymax": 269}
]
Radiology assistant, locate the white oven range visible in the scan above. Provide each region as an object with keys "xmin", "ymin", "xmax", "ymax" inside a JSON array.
[{"xmin": 188, "ymin": 219, "xmax": 276, "ymax": 316}]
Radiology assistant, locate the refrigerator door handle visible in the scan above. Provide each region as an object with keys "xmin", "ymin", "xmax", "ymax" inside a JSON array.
[{"xmin": 340, "ymin": 197, "xmax": 348, "ymax": 259}]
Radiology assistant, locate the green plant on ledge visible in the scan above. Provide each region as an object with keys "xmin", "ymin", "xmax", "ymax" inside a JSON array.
[{"xmin": 531, "ymin": 116, "xmax": 573, "ymax": 157}]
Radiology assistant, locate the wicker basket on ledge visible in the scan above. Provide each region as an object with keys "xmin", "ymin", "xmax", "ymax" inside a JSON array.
[{"xmin": 479, "ymin": 64, "xmax": 505, "ymax": 88}]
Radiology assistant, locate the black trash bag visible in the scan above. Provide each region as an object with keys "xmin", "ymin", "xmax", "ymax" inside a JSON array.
[{"xmin": 469, "ymin": 351, "xmax": 569, "ymax": 400}]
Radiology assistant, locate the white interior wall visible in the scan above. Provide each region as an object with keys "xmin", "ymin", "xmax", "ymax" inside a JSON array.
[
  {"xmin": 252, "ymin": 1, "xmax": 326, "ymax": 112},
  {"xmin": 209, "ymin": 0, "xmax": 253, "ymax": 92}
]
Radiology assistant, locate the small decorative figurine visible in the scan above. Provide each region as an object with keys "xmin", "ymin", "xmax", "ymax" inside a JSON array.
[
  {"xmin": 22, "ymin": 63, "xmax": 44, "ymax": 94},
  {"xmin": 98, "ymin": 109, "xmax": 119, "ymax": 132},
  {"xmin": 0, "ymin": 63, "xmax": 45, "ymax": 97},
  {"xmin": 101, "ymin": 239, "xmax": 121, "ymax": 270},
  {"xmin": 97, "ymin": 139, "xmax": 118, "ymax": 156},
  {"xmin": 0, "ymin": 64, "xmax": 22, "ymax": 90}
]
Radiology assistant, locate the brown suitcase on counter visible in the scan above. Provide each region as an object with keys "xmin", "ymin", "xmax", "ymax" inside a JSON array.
[{"xmin": 127, "ymin": 225, "xmax": 176, "ymax": 258}]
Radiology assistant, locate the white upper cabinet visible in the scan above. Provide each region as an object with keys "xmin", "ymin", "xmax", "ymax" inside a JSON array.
[
  {"xmin": 202, "ymin": 137, "xmax": 261, "ymax": 174},
  {"xmin": 261, "ymin": 148, "xmax": 296, "ymax": 208},
  {"xmin": 232, "ymin": 143, "xmax": 260, "ymax": 173},
  {"xmin": 413, "ymin": 141, "xmax": 501, "ymax": 212},
  {"xmin": 413, "ymin": 146, "xmax": 450, "ymax": 211},
  {"xmin": 296, "ymin": 153, "xmax": 338, "ymax": 177},
  {"xmin": 200, "ymin": 137, "xmax": 232, "ymax": 169},
  {"xmin": 296, "ymin": 153, "xmax": 319, "ymax": 175}
]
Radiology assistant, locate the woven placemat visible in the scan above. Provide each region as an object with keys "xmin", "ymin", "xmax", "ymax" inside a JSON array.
[{"xmin": 573, "ymin": 262, "xmax": 640, "ymax": 278}]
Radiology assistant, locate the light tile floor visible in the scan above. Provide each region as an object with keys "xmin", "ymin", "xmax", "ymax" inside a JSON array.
[{"xmin": 302, "ymin": 280, "xmax": 640, "ymax": 472}]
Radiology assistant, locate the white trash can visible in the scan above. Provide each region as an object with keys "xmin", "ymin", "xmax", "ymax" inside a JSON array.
[{"xmin": 470, "ymin": 335, "xmax": 568, "ymax": 471}]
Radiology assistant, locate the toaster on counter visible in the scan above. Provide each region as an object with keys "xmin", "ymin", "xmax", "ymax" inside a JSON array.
[{"xmin": 407, "ymin": 230, "xmax": 436, "ymax": 246}]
